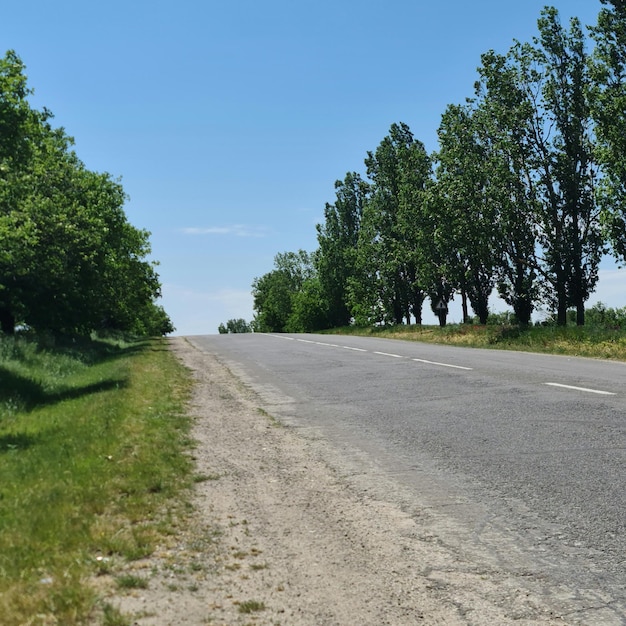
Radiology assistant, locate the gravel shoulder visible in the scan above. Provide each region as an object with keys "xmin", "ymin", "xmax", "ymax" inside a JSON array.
[{"xmin": 109, "ymin": 337, "xmax": 577, "ymax": 625}]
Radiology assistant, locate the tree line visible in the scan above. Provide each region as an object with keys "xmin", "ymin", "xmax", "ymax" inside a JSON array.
[
  {"xmin": 252, "ymin": 2, "xmax": 626, "ymax": 332},
  {"xmin": 0, "ymin": 51, "xmax": 173, "ymax": 336}
]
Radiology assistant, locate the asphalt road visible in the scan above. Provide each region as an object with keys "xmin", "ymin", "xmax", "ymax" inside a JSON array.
[{"xmin": 188, "ymin": 332, "xmax": 626, "ymax": 620}]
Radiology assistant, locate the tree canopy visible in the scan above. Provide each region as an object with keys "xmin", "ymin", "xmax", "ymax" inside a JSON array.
[
  {"xmin": 252, "ymin": 4, "xmax": 626, "ymax": 332},
  {"xmin": 0, "ymin": 50, "xmax": 172, "ymax": 336}
]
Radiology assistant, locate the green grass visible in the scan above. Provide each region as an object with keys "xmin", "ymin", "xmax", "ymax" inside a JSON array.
[
  {"xmin": 237, "ymin": 599, "xmax": 266, "ymax": 614},
  {"xmin": 324, "ymin": 322, "xmax": 626, "ymax": 360},
  {"xmin": 0, "ymin": 333, "xmax": 194, "ymax": 625},
  {"xmin": 115, "ymin": 574, "xmax": 149, "ymax": 590}
]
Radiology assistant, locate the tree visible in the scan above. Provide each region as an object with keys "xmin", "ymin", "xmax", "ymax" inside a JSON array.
[
  {"xmin": 218, "ymin": 318, "xmax": 251, "ymax": 333},
  {"xmin": 287, "ymin": 277, "xmax": 330, "ymax": 332},
  {"xmin": 0, "ymin": 51, "xmax": 47, "ymax": 333},
  {"xmin": 516, "ymin": 9, "xmax": 603, "ymax": 325},
  {"xmin": 252, "ymin": 250, "xmax": 315, "ymax": 332},
  {"xmin": 316, "ymin": 172, "xmax": 368, "ymax": 327},
  {"xmin": 433, "ymin": 104, "xmax": 500, "ymax": 324},
  {"xmin": 472, "ymin": 50, "xmax": 540, "ymax": 325},
  {"xmin": 589, "ymin": 0, "xmax": 626, "ymax": 261},
  {"xmin": 251, "ymin": 270, "xmax": 294, "ymax": 332},
  {"xmin": 0, "ymin": 50, "xmax": 171, "ymax": 336},
  {"xmin": 356, "ymin": 122, "xmax": 431, "ymax": 325},
  {"xmin": 454, "ymin": 10, "xmax": 602, "ymax": 327}
]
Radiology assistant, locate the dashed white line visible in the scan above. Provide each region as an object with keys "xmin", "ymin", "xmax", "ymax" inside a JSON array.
[
  {"xmin": 412, "ymin": 358, "xmax": 473, "ymax": 371},
  {"xmin": 264, "ymin": 336, "xmax": 618, "ymax": 396},
  {"xmin": 544, "ymin": 382, "xmax": 615, "ymax": 396}
]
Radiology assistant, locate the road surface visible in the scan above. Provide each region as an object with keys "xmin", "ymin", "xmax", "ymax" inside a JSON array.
[{"xmin": 188, "ymin": 333, "xmax": 626, "ymax": 623}]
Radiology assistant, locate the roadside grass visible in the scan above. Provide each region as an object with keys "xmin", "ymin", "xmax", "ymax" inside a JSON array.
[
  {"xmin": 324, "ymin": 323, "xmax": 626, "ymax": 360},
  {"xmin": 0, "ymin": 333, "xmax": 194, "ymax": 625},
  {"xmin": 236, "ymin": 599, "xmax": 266, "ymax": 614}
]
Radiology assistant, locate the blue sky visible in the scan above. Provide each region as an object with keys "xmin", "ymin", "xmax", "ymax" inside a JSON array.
[{"xmin": 2, "ymin": 0, "xmax": 624, "ymax": 334}]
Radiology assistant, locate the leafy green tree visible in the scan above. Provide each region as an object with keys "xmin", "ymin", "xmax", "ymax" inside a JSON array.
[
  {"xmin": 419, "ymin": 185, "xmax": 459, "ymax": 326},
  {"xmin": 251, "ymin": 270, "xmax": 293, "ymax": 332},
  {"xmin": 17, "ymin": 128, "xmax": 162, "ymax": 334},
  {"xmin": 287, "ymin": 277, "xmax": 330, "ymax": 332},
  {"xmin": 252, "ymin": 250, "xmax": 315, "ymax": 332},
  {"xmin": 0, "ymin": 51, "xmax": 47, "ymax": 333},
  {"xmin": 514, "ymin": 9, "xmax": 602, "ymax": 325},
  {"xmin": 316, "ymin": 172, "xmax": 368, "ymax": 327},
  {"xmin": 433, "ymin": 104, "xmax": 500, "ymax": 324},
  {"xmin": 135, "ymin": 302, "xmax": 175, "ymax": 336},
  {"xmin": 0, "ymin": 50, "xmax": 171, "ymax": 336},
  {"xmin": 589, "ymin": 0, "xmax": 626, "ymax": 261},
  {"xmin": 471, "ymin": 50, "xmax": 540, "ymax": 325},
  {"xmin": 452, "ymin": 10, "xmax": 601, "ymax": 327},
  {"xmin": 218, "ymin": 318, "xmax": 251, "ymax": 333},
  {"xmin": 356, "ymin": 123, "xmax": 431, "ymax": 325}
]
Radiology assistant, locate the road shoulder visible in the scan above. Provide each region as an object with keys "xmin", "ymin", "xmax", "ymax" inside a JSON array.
[{"xmin": 108, "ymin": 336, "xmax": 568, "ymax": 625}]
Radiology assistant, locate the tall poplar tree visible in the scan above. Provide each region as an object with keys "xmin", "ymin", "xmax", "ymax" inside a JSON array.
[
  {"xmin": 590, "ymin": 0, "xmax": 626, "ymax": 261},
  {"xmin": 358, "ymin": 122, "xmax": 430, "ymax": 325},
  {"xmin": 316, "ymin": 172, "xmax": 368, "ymax": 327},
  {"xmin": 434, "ymin": 104, "xmax": 499, "ymax": 324},
  {"xmin": 473, "ymin": 50, "xmax": 539, "ymax": 325}
]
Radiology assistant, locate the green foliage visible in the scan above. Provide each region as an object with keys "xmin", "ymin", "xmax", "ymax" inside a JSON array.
[
  {"xmin": 287, "ymin": 277, "xmax": 330, "ymax": 332},
  {"xmin": 218, "ymin": 318, "xmax": 251, "ymax": 334},
  {"xmin": 569, "ymin": 302, "xmax": 626, "ymax": 330},
  {"xmin": 251, "ymin": 269, "xmax": 295, "ymax": 332},
  {"xmin": 433, "ymin": 104, "xmax": 499, "ymax": 324},
  {"xmin": 0, "ymin": 50, "xmax": 172, "ymax": 336},
  {"xmin": 589, "ymin": 0, "xmax": 626, "ymax": 262},
  {"xmin": 251, "ymin": 250, "xmax": 315, "ymax": 332},
  {"xmin": 316, "ymin": 172, "xmax": 368, "ymax": 327},
  {"xmin": 254, "ymin": 5, "xmax": 626, "ymax": 333}
]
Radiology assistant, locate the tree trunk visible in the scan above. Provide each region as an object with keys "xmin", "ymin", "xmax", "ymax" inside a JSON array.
[
  {"xmin": 556, "ymin": 289, "xmax": 568, "ymax": 326},
  {"xmin": 411, "ymin": 289, "xmax": 424, "ymax": 325},
  {"xmin": 0, "ymin": 307, "xmax": 15, "ymax": 334},
  {"xmin": 461, "ymin": 287, "xmax": 469, "ymax": 323},
  {"xmin": 555, "ymin": 262, "xmax": 568, "ymax": 326},
  {"xmin": 514, "ymin": 297, "xmax": 532, "ymax": 326}
]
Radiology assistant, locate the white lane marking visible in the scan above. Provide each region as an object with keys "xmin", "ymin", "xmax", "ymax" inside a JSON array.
[
  {"xmin": 265, "ymin": 335, "xmax": 471, "ymax": 371},
  {"xmin": 412, "ymin": 358, "xmax": 473, "ymax": 371},
  {"xmin": 545, "ymin": 382, "xmax": 616, "ymax": 396}
]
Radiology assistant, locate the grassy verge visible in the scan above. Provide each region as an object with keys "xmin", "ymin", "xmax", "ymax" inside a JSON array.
[
  {"xmin": 324, "ymin": 323, "xmax": 626, "ymax": 361},
  {"xmin": 0, "ymin": 334, "xmax": 194, "ymax": 625}
]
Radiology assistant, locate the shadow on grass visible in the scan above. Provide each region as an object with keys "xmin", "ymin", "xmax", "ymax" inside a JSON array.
[
  {"xmin": 0, "ymin": 366, "xmax": 128, "ymax": 412},
  {"xmin": 39, "ymin": 335, "xmax": 150, "ymax": 366},
  {"xmin": 0, "ymin": 432, "xmax": 38, "ymax": 452}
]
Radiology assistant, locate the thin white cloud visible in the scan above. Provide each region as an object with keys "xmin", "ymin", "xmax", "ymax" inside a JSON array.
[{"xmin": 180, "ymin": 224, "xmax": 269, "ymax": 238}]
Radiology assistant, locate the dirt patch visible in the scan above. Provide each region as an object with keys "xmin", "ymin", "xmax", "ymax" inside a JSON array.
[{"xmin": 105, "ymin": 337, "xmax": 568, "ymax": 625}]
